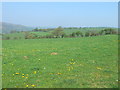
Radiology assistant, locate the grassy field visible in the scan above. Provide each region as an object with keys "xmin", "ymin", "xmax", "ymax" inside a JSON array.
[
  {"xmin": 2, "ymin": 32, "xmax": 25, "ymax": 39},
  {"xmin": 2, "ymin": 35, "xmax": 118, "ymax": 88}
]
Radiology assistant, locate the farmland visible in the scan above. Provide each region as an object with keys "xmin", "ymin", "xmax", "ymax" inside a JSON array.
[{"xmin": 2, "ymin": 35, "xmax": 118, "ymax": 88}]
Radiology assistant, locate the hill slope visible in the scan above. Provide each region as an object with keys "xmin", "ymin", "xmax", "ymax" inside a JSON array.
[{"xmin": 0, "ymin": 22, "xmax": 34, "ymax": 33}]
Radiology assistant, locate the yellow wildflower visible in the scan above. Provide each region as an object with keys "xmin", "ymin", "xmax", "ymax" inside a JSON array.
[
  {"xmin": 70, "ymin": 62, "xmax": 75, "ymax": 64},
  {"xmin": 70, "ymin": 62, "xmax": 73, "ymax": 64},
  {"xmin": 57, "ymin": 73, "xmax": 62, "ymax": 75},
  {"xmin": 73, "ymin": 62, "xmax": 75, "ymax": 64},
  {"xmin": 31, "ymin": 84, "xmax": 35, "ymax": 87},
  {"xmin": 33, "ymin": 71, "xmax": 37, "ymax": 74},
  {"xmin": 26, "ymin": 85, "xmax": 29, "ymax": 87},
  {"xmin": 15, "ymin": 73, "xmax": 20, "ymax": 75}
]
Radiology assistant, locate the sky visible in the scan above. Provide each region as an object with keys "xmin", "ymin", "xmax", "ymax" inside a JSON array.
[{"xmin": 2, "ymin": 2, "xmax": 118, "ymax": 27}]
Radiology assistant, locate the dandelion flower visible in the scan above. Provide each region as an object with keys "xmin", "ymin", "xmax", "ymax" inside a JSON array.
[
  {"xmin": 57, "ymin": 73, "xmax": 62, "ymax": 75},
  {"xmin": 15, "ymin": 73, "xmax": 20, "ymax": 75},
  {"xmin": 31, "ymin": 84, "xmax": 35, "ymax": 87},
  {"xmin": 22, "ymin": 76, "xmax": 25, "ymax": 78},
  {"xmin": 73, "ymin": 62, "xmax": 75, "ymax": 64},
  {"xmin": 70, "ymin": 62, "xmax": 73, "ymax": 64},
  {"xmin": 26, "ymin": 85, "xmax": 29, "ymax": 87},
  {"xmin": 33, "ymin": 71, "xmax": 37, "ymax": 74}
]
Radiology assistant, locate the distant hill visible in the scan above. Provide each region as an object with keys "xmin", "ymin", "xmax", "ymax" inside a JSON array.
[{"xmin": 0, "ymin": 22, "xmax": 34, "ymax": 33}]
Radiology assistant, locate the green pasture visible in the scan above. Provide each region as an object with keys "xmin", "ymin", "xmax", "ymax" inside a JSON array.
[
  {"xmin": 2, "ymin": 35, "xmax": 118, "ymax": 88},
  {"xmin": 3, "ymin": 32, "xmax": 25, "ymax": 39}
]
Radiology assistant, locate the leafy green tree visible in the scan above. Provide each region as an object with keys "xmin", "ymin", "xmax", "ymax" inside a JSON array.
[
  {"xmin": 85, "ymin": 31, "xmax": 90, "ymax": 37},
  {"xmin": 76, "ymin": 31, "xmax": 83, "ymax": 37},
  {"xmin": 51, "ymin": 26, "xmax": 65, "ymax": 38},
  {"xmin": 5, "ymin": 36, "xmax": 10, "ymax": 40},
  {"xmin": 70, "ymin": 32, "xmax": 76, "ymax": 37},
  {"xmin": 89, "ymin": 31, "xmax": 97, "ymax": 36},
  {"xmin": 61, "ymin": 33, "xmax": 67, "ymax": 38},
  {"xmin": 24, "ymin": 32, "xmax": 37, "ymax": 39},
  {"xmin": 103, "ymin": 28, "xmax": 116, "ymax": 35},
  {"xmin": 33, "ymin": 28, "xmax": 39, "ymax": 32}
]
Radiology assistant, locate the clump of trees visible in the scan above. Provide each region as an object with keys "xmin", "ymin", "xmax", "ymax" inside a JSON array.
[
  {"xmin": 51, "ymin": 26, "xmax": 65, "ymax": 38},
  {"xmin": 84, "ymin": 28, "xmax": 117, "ymax": 37},
  {"xmin": 99, "ymin": 28, "xmax": 118, "ymax": 35},
  {"xmin": 24, "ymin": 32, "xmax": 39, "ymax": 39},
  {"xmin": 32, "ymin": 28, "xmax": 54, "ymax": 32},
  {"xmin": 85, "ymin": 31, "xmax": 99, "ymax": 37},
  {"xmin": 76, "ymin": 31, "xmax": 83, "ymax": 37},
  {"xmin": 2, "ymin": 36, "xmax": 10, "ymax": 40},
  {"xmin": 85, "ymin": 31, "xmax": 90, "ymax": 37},
  {"xmin": 64, "ymin": 27, "xmax": 81, "ymax": 29},
  {"xmin": 69, "ymin": 31, "xmax": 83, "ymax": 37}
]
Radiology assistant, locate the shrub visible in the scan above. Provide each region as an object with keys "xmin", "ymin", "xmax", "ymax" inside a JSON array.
[
  {"xmin": 13, "ymin": 37, "xmax": 18, "ymax": 40},
  {"xmin": 75, "ymin": 31, "xmax": 83, "ymax": 37},
  {"xmin": 71, "ymin": 32, "xmax": 76, "ymax": 37},
  {"xmin": 51, "ymin": 26, "xmax": 64, "ymax": 38},
  {"xmin": 103, "ymin": 28, "xmax": 116, "ymax": 35},
  {"xmin": 85, "ymin": 32, "xmax": 90, "ymax": 37},
  {"xmin": 61, "ymin": 33, "xmax": 67, "ymax": 38},
  {"xmin": 5, "ymin": 36, "xmax": 10, "ymax": 40}
]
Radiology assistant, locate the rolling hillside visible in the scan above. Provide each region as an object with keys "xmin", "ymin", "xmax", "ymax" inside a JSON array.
[{"xmin": 0, "ymin": 22, "xmax": 34, "ymax": 33}]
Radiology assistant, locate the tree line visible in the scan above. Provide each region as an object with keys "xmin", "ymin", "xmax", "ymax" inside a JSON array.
[{"xmin": 2, "ymin": 26, "xmax": 118, "ymax": 40}]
